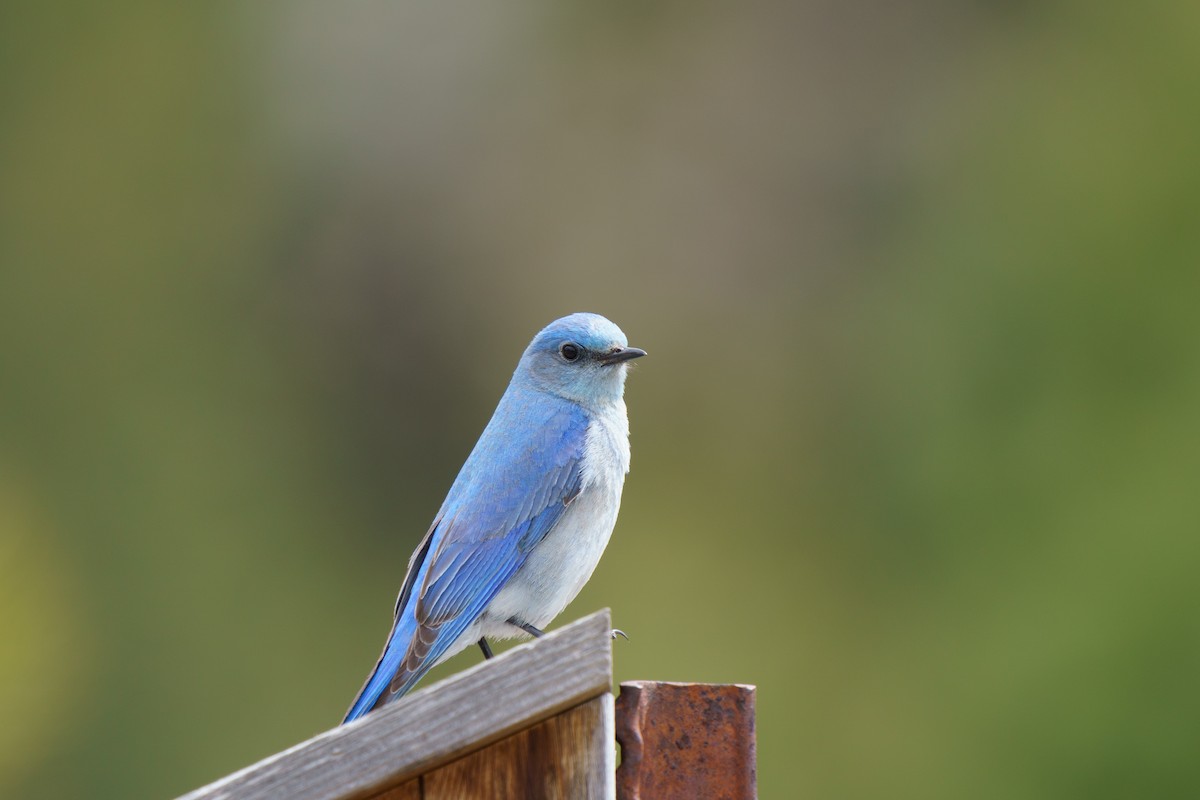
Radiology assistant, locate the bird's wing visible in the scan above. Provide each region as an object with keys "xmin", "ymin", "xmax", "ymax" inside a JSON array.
[{"xmin": 343, "ymin": 397, "xmax": 587, "ymax": 721}]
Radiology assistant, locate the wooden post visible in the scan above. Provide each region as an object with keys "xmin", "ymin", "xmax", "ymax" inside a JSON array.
[
  {"xmin": 172, "ymin": 613, "xmax": 758, "ymax": 800},
  {"xmin": 176, "ymin": 610, "xmax": 614, "ymax": 800},
  {"xmin": 615, "ymin": 681, "xmax": 757, "ymax": 800}
]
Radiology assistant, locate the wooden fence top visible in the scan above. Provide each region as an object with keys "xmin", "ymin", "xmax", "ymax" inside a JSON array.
[{"xmin": 177, "ymin": 609, "xmax": 614, "ymax": 800}]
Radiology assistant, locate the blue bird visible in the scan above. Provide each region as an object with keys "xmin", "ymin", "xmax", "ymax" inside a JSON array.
[{"xmin": 343, "ymin": 313, "xmax": 645, "ymax": 723}]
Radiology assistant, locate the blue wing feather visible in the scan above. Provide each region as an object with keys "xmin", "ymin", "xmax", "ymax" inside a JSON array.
[{"xmin": 343, "ymin": 390, "xmax": 588, "ymax": 722}]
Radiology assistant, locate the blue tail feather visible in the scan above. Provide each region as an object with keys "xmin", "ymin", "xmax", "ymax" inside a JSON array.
[{"xmin": 343, "ymin": 617, "xmax": 416, "ymax": 723}]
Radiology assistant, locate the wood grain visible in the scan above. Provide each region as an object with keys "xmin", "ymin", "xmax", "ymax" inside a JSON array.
[
  {"xmin": 176, "ymin": 609, "xmax": 613, "ymax": 800},
  {"xmin": 364, "ymin": 779, "xmax": 420, "ymax": 800},
  {"xmin": 423, "ymin": 693, "xmax": 614, "ymax": 800}
]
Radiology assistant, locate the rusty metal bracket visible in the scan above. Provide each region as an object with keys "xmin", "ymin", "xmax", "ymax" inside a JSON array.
[{"xmin": 615, "ymin": 681, "xmax": 757, "ymax": 800}]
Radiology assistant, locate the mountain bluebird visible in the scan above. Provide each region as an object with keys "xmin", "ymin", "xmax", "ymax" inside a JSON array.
[{"xmin": 343, "ymin": 312, "xmax": 645, "ymax": 723}]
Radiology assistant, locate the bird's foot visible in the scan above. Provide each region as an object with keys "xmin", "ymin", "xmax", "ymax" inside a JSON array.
[{"xmin": 507, "ymin": 618, "xmax": 545, "ymax": 638}]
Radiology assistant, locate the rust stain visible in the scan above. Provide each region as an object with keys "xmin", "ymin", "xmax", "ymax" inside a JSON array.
[{"xmin": 615, "ymin": 681, "xmax": 756, "ymax": 800}]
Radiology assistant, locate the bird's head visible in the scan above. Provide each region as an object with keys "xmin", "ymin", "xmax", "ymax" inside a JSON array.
[{"xmin": 517, "ymin": 313, "xmax": 646, "ymax": 407}]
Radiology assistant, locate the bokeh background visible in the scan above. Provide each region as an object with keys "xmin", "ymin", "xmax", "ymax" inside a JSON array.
[{"xmin": 3, "ymin": 2, "xmax": 1199, "ymax": 798}]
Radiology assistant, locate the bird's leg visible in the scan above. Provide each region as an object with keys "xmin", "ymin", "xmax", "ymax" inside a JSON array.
[
  {"xmin": 478, "ymin": 638, "xmax": 494, "ymax": 660},
  {"xmin": 508, "ymin": 618, "xmax": 545, "ymax": 638}
]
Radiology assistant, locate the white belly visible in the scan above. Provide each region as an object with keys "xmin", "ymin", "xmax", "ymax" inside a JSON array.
[{"xmin": 487, "ymin": 480, "xmax": 621, "ymax": 626}]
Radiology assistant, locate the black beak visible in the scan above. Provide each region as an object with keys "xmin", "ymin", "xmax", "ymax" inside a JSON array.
[{"xmin": 597, "ymin": 346, "xmax": 647, "ymax": 366}]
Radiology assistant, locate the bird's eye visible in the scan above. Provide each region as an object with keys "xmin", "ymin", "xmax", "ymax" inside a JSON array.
[{"xmin": 559, "ymin": 342, "xmax": 581, "ymax": 362}]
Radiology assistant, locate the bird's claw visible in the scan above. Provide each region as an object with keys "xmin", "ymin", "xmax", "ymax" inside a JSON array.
[{"xmin": 611, "ymin": 628, "xmax": 629, "ymax": 641}]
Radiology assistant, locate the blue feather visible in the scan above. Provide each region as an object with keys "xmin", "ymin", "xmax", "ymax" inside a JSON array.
[{"xmin": 343, "ymin": 392, "xmax": 588, "ymax": 722}]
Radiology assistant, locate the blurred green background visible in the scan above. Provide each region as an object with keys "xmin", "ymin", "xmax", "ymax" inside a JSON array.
[{"xmin": 2, "ymin": 2, "xmax": 1199, "ymax": 798}]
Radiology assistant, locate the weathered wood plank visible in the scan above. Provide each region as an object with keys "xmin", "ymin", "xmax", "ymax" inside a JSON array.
[
  {"xmin": 423, "ymin": 693, "xmax": 614, "ymax": 800},
  {"xmin": 615, "ymin": 681, "xmax": 756, "ymax": 800},
  {"xmin": 176, "ymin": 609, "xmax": 613, "ymax": 800}
]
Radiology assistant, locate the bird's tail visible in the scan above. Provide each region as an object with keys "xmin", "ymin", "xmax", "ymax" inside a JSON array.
[{"xmin": 343, "ymin": 616, "xmax": 419, "ymax": 723}]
